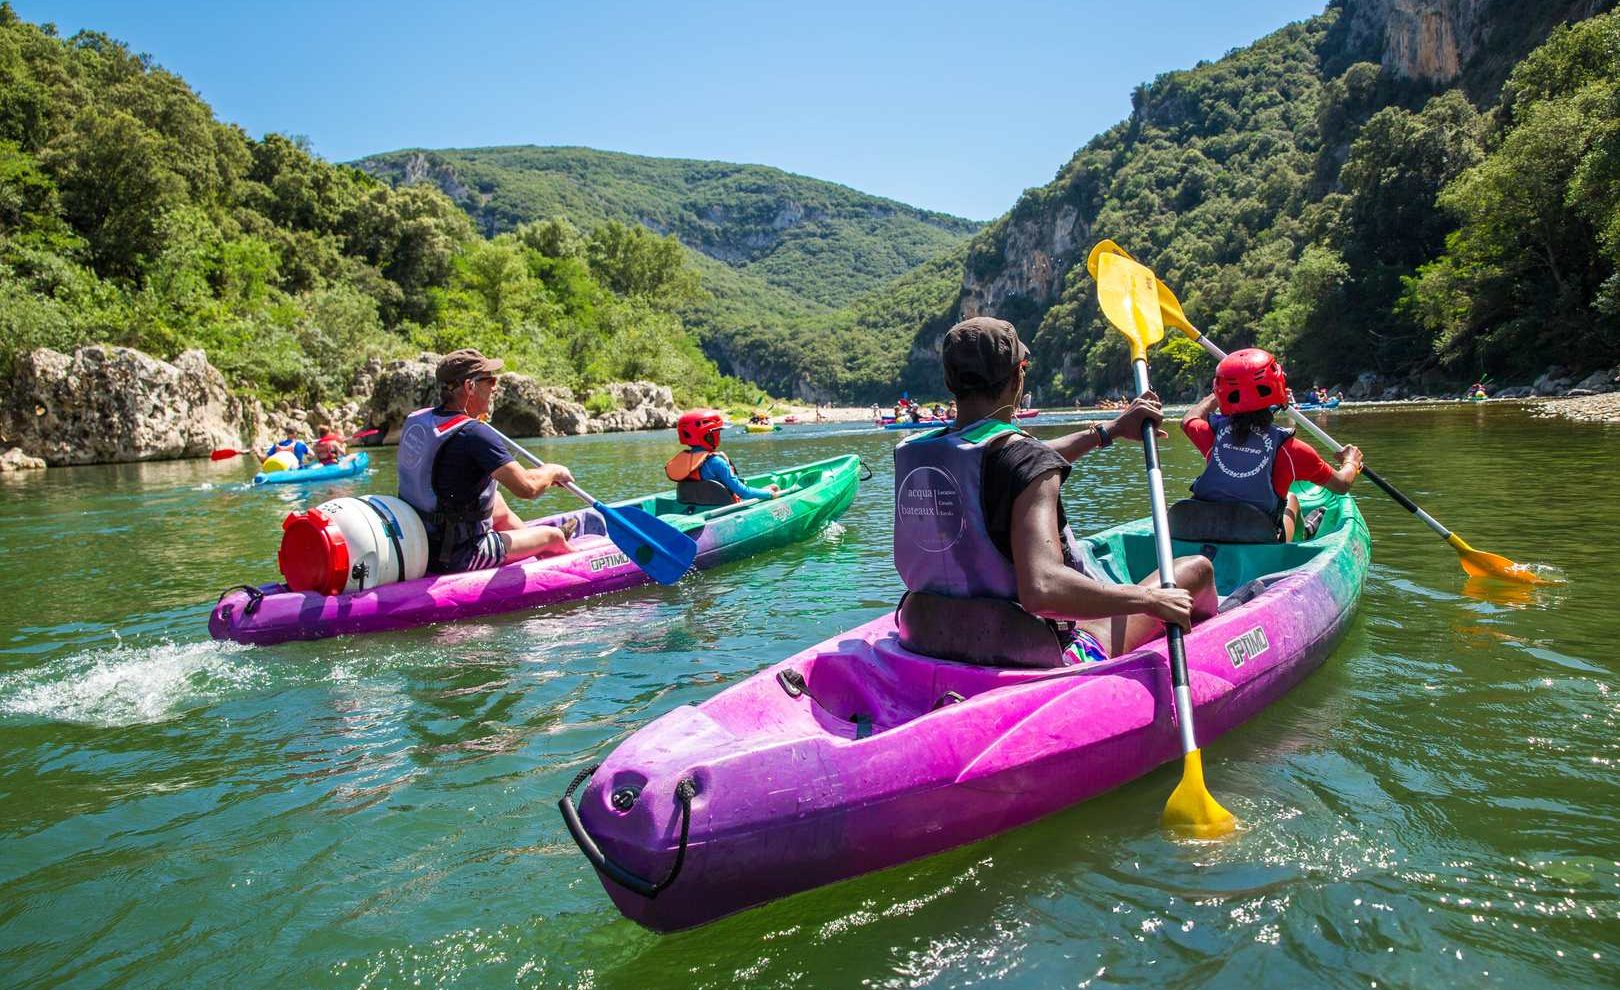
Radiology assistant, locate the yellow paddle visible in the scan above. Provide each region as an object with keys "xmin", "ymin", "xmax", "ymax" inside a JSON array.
[
  {"xmin": 1088, "ymin": 242, "xmax": 1554, "ymax": 586},
  {"xmin": 1094, "ymin": 252, "xmax": 1237, "ymax": 838}
]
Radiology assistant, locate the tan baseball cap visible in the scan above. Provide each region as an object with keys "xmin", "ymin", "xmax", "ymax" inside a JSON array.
[{"xmin": 435, "ymin": 348, "xmax": 505, "ymax": 385}]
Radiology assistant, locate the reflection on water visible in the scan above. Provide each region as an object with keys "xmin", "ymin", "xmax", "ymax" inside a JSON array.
[{"xmin": 1, "ymin": 407, "xmax": 1617, "ymax": 988}]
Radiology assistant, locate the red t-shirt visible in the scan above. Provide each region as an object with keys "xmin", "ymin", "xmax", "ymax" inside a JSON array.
[{"xmin": 1183, "ymin": 418, "xmax": 1335, "ymax": 500}]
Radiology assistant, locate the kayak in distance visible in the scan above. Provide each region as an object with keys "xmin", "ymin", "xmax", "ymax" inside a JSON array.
[
  {"xmin": 881, "ymin": 410, "xmax": 1039, "ymax": 429},
  {"xmin": 1293, "ymin": 398, "xmax": 1342, "ymax": 412},
  {"xmin": 211, "ymin": 455, "xmax": 862, "ymax": 645},
  {"xmin": 561, "ymin": 483, "xmax": 1370, "ymax": 932},
  {"xmin": 251, "ymin": 451, "xmax": 370, "ymax": 486}
]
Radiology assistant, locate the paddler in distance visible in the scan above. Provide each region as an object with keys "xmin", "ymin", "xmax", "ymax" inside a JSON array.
[
  {"xmin": 311, "ymin": 426, "xmax": 346, "ymax": 466},
  {"xmin": 666, "ymin": 409, "xmax": 780, "ymax": 504},
  {"xmin": 893, "ymin": 317, "xmax": 1217, "ymax": 667},
  {"xmin": 253, "ymin": 423, "xmax": 311, "ymax": 468},
  {"xmin": 397, "ymin": 349, "xmax": 578, "ymax": 574}
]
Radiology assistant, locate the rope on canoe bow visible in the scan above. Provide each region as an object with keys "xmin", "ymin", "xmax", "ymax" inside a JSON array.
[
  {"xmin": 559, "ymin": 764, "xmax": 696, "ymax": 898},
  {"xmin": 215, "ymin": 584, "xmax": 265, "ymax": 616}
]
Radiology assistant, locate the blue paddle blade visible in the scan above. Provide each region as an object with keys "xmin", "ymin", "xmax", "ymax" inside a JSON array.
[{"xmin": 598, "ymin": 503, "xmax": 696, "ymax": 585}]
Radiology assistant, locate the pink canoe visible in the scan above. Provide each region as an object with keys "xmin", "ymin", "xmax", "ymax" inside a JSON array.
[
  {"xmin": 211, "ymin": 456, "xmax": 861, "ymax": 644},
  {"xmin": 561, "ymin": 485, "xmax": 1370, "ymax": 931}
]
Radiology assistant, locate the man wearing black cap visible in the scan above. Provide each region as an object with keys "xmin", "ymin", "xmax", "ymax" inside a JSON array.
[
  {"xmin": 892, "ymin": 317, "xmax": 1217, "ymax": 667},
  {"xmin": 397, "ymin": 348, "xmax": 578, "ymax": 573}
]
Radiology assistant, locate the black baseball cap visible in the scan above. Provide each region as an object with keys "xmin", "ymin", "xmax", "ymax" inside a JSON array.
[{"xmin": 941, "ymin": 317, "xmax": 1029, "ymax": 392}]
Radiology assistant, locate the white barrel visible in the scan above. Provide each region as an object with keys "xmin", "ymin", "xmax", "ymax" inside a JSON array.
[{"xmin": 310, "ymin": 495, "xmax": 429, "ymax": 592}]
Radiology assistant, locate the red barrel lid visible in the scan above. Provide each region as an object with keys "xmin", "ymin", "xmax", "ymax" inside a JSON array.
[{"xmin": 279, "ymin": 507, "xmax": 350, "ymax": 596}]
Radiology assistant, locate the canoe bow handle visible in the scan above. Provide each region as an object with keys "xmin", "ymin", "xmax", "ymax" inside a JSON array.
[{"xmin": 559, "ymin": 764, "xmax": 696, "ymax": 899}]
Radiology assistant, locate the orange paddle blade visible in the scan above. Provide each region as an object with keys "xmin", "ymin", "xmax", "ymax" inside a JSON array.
[{"xmin": 1448, "ymin": 534, "xmax": 1558, "ymax": 584}]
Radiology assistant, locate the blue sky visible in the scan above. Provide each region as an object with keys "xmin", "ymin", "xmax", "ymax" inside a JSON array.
[{"xmin": 15, "ymin": 0, "xmax": 1326, "ymax": 220}]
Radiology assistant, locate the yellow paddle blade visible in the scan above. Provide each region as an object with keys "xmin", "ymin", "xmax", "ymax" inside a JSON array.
[
  {"xmin": 1447, "ymin": 533, "xmax": 1559, "ymax": 584},
  {"xmin": 1095, "ymin": 252, "xmax": 1165, "ymax": 361},
  {"xmin": 1085, "ymin": 238, "xmax": 1134, "ymax": 278},
  {"xmin": 1154, "ymin": 279, "xmax": 1202, "ymax": 340},
  {"xmin": 1162, "ymin": 748, "xmax": 1237, "ymax": 838},
  {"xmin": 1087, "ymin": 241, "xmax": 1205, "ymax": 342}
]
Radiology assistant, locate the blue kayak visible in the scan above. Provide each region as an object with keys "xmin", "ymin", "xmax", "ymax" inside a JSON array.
[
  {"xmin": 1295, "ymin": 397, "xmax": 1342, "ymax": 411},
  {"xmin": 883, "ymin": 419, "xmax": 948, "ymax": 430},
  {"xmin": 252, "ymin": 451, "xmax": 370, "ymax": 486}
]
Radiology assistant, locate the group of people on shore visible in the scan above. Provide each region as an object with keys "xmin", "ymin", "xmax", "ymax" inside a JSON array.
[{"xmin": 381, "ymin": 322, "xmax": 1363, "ymax": 668}]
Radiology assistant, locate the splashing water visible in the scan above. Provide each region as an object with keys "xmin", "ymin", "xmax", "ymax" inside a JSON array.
[{"xmin": 0, "ymin": 640, "xmax": 264, "ymax": 727}]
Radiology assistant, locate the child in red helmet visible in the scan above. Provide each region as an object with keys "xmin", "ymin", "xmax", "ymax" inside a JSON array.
[
  {"xmin": 312, "ymin": 427, "xmax": 346, "ymax": 466},
  {"xmin": 666, "ymin": 409, "xmax": 781, "ymax": 505},
  {"xmin": 1181, "ymin": 348, "xmax": 1363, "ymax": 541}
]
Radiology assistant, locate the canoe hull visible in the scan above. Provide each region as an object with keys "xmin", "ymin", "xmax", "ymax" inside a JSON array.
[
  {"xmin": 570, "ymin": 489, "xmax": 1369, "ymax": 931},
  {"xmin": 211, "ymin": 455, "xmax": 861, "ymax": 644},
  {"xmin": 251, "ymin": 451, "xmax": 370, "ymax": 486}
]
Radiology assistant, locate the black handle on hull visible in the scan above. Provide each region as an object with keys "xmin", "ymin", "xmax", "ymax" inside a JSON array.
[{"xmin": 558, "ymin": 764, "xmax": 696, "ymax": 899}]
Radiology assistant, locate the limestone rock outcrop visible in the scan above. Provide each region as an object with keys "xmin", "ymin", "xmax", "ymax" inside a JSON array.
[
  {"xmin": 2, "ymin": 347, "xmax": 259, "ymax": 466},
  {"xmin": 361, "ymin": 354, "xmax": 677, "ymax": 440},
  {"xmin": 0, "ymin": 447, "xmax": 46, "ymax": 471},
  {"xmin": 364, "ymin": 354, "xmax": 442, "ymax": 442},
  {"xmin": 586, "ymin": 382, "xmax": 680, "ymax": 433},
  {"xmin": 496, "ymin": 376, "xmax": 590, "ymax": 438}
]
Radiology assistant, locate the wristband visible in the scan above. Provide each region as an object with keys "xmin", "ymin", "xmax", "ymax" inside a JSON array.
[{"xmin": 1094, "ymin": 423, "xmax": 1112, "ymax": 449}]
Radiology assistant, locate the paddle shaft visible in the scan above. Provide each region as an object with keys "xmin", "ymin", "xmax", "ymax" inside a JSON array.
[
  {"xmin": 1130, "ymin": 359, "xmax": 1199, "ymax": 756},
  {"xmin": 1182, "ymin": 333, "xmax": 1459, "ymax": 543},
  {"xmin": 481, "ymin": 424, "xmax": 600, "ymax": 508}
]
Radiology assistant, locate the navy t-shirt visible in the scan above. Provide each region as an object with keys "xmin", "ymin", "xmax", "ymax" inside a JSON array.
[{"xmin": 429, "ymin": 411, "xmax": 514, "ymax": 511}]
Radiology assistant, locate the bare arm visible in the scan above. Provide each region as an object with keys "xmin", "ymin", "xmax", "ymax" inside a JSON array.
[
  {"xmin": 1010, "ymin": 471, "xmax": 1190, "ymax": 626},
  {"xmin": 1319, "ymin": 444, "xmax": 1363, "ymax": 494},
  {"xmin": 1046, "ymin": 392, "xmax": 1167, "ymax": 463},
  {"xmin": 491, "ymin": 460, "xmax": 574, "ymax": 500}
]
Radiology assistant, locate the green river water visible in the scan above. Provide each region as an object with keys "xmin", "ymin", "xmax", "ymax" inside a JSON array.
[{"xmin": 1, "ymin": 404, "xmax": 1616, "ymax": 989}]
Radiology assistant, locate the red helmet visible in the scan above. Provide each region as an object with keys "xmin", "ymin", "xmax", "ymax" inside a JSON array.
[
  {"xmin": 1214, "ymin": 348, "xmax": 1287, "ymax": 416},
  {"xmin": 677, "ymin": 408, "xmax": 724, "ymax": 451}
]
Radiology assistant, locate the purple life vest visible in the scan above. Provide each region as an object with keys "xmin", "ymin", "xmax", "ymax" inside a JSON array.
[
  {"xmin": 1189, "ymin": 413, "xmax": 1293, "ymax": 515},
  {"xmin": 397, "ymin": 407, "xmax": 491, "ymax": 522},
  {"xmin": 894, "ymin": 417, "xmax": 1083, "ymax": 600}
]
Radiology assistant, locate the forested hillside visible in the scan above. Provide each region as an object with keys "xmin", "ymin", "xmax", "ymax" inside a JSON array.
[
  {"xmin": 356, "ymin": 146, "xmax": 980, "ymax": 309},
  {"xmin": 862, "ymin": 0, "xmax": 1620, "ymax": 402},
  {"xmin": 0, "ymin": 6, "xmax": 761, "ymax": 409},
  {"xmin": 5, "ymin": 0, "xmax": 1613, "ymax": 409}
]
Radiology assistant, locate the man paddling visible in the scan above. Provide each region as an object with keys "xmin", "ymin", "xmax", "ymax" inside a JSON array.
[
  {"xmin": 893, "ymin": 317, "xmax": 1217, "ymax": 666},
  {"xmin": 253, "ymin": 424, "xmax": 310, "ymax": 466},
  {"xmin": 397, "ymin": 349, "xmax": 578, "ymax": 574}
]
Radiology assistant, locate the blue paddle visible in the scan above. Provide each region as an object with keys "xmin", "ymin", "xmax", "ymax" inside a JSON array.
[{"xmin": 485, "ymin": 424, "xmax": 697, "ymax": 585}]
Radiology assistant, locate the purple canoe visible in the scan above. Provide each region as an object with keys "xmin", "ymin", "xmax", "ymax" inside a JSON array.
[
  {"xmin": 561, "ymin": 484, "xmax": 1371, "ymax": 931},
  {"xmin": 210, "ymin": 455, "xmax": 861, "ymax": 644}
]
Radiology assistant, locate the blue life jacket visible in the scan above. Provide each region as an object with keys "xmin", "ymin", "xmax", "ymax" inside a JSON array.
[
  {"xmin": 396, "ymin": 407, "xmax": 492, "ymax": 524},
  {"xmin": 894, "ymin": 417, "xmax": 1083, "ymax": 600},
  {"xmin": 1189, "ymin": 413, "xmax": 1293, "ymax": 516}
]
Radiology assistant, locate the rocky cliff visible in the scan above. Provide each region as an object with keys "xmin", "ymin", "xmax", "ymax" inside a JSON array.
[
  {"xmin": 1, "ymin": 347, "xmax": 683, "ymax": 468},
  {"xmin": 1326, "ymin": 0, "xmax": 1614, "ymax": 94}
]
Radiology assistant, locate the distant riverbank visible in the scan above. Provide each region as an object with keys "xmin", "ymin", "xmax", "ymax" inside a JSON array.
[{"xmin": 1537, "ymin": 392, "xmax": 1620, "ymax": 424}]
